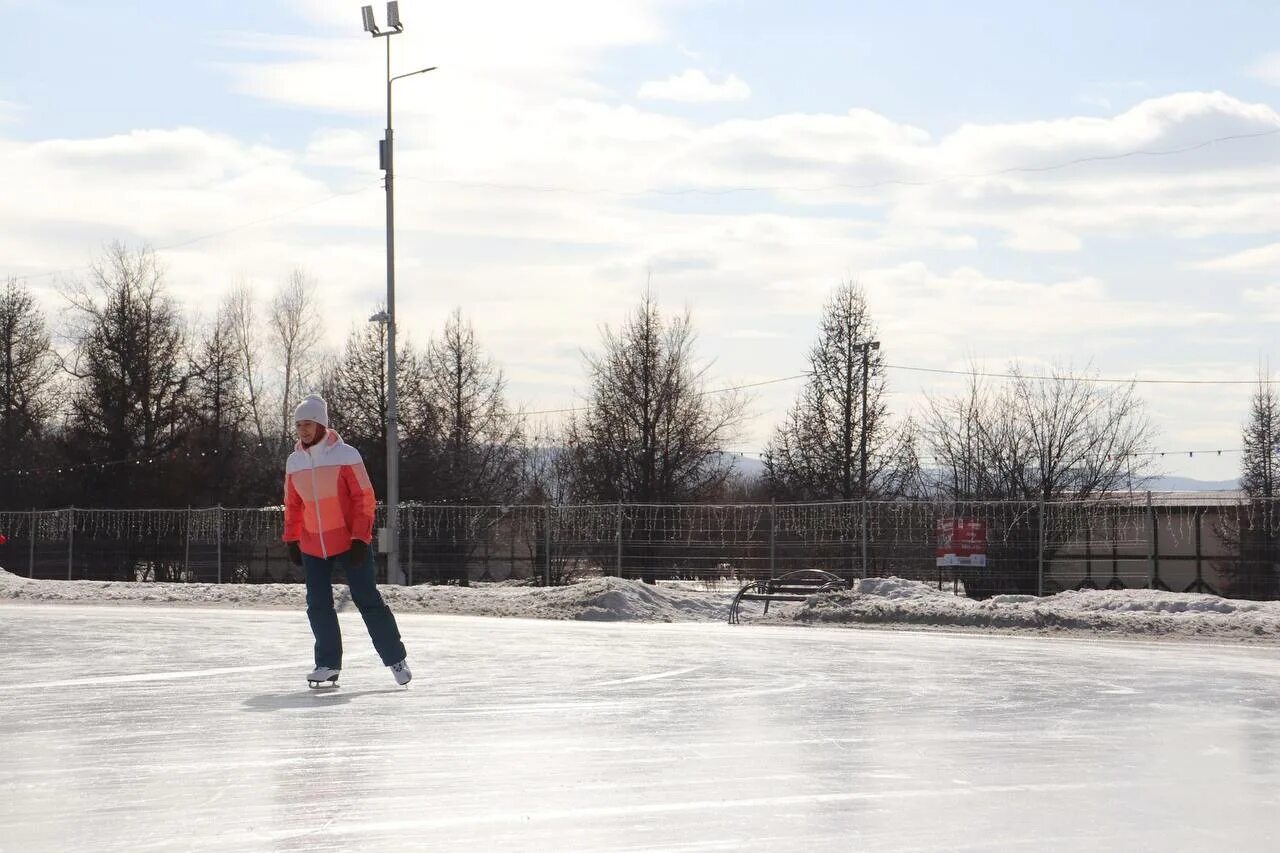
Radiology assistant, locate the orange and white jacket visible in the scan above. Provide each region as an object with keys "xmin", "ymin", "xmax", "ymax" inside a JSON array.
[{"xmin": 282, "ymin": 429, "xmax": 376, "ymax": 559}]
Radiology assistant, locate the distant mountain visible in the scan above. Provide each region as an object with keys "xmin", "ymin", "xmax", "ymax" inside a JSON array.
[
  {"xmin": 1144, "ymin": 476, "xmax": 1239, "ymax": 492},
  {"xmin": 726, "ymin": 454, "xmax": 766, "ymax": 479},
  {"xmin": 721, "ymin": 456, "xmax": 1239, "ymax": 494}
]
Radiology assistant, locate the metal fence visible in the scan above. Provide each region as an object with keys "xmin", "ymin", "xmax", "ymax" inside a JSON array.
[{"xmin": 0, "ymin": 496, "xmax": 1277, "ymax": 599}]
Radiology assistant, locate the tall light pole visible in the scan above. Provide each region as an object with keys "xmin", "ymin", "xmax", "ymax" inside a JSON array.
[
  {"xmin": 856, "ymin": 340, "xmax": 880, "ymax": 500},
  {"xmin": 362, "ymin": 2, "xmax": 436, "ymax": 585},
  {"xmin": 855, "ymin": 340, "xmax": 880, "ymax": 578}
]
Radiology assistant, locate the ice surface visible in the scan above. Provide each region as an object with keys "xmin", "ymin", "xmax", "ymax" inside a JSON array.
[{"xmin": 2, "ymin": 602, "xmax": 1279, "ymax": 851}]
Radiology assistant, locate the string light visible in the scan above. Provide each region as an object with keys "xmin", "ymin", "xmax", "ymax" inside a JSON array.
[
  {"xmin": 4, "ymin": 440, "xmax": 1250, "ymax": 479},
  {"xmin": 3, "ymin": 444, "xmax": 277, "ymax": 477}
]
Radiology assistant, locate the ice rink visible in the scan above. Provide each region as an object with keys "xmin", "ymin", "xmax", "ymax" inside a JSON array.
[{"xmin": 2, "ymin": 603, "xmax": 1278, "ymax": 852}]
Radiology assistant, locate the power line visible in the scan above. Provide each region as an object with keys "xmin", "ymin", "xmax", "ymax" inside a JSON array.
[
  {"xmin": 522, "ymin": 361, "xmax": 1277, "ymax": 419},
  {"xmin": 884, "ymin": 363, "xmax": 1276, "ymax": 386},
  {"xmin": 521, "ymin": 373, "xmax": 810, "ymax": 417}
]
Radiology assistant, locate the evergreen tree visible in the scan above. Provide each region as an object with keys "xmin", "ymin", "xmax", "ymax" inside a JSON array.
[{"xmin": 763, "ymin": 282, "xmax": 920, "ymax": 500}]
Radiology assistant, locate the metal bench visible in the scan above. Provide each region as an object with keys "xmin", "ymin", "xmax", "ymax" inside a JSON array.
[{"xmin": 728, "ymin": 569, "xmax": 849, "ymax": 624}]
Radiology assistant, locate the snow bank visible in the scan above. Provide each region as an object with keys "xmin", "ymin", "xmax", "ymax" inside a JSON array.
[
  {"xmin": 759, "ymin": 576, "xmax": 1280, "ymax": 642},
  {"xmin": 5, "ymin": 567, "xmax": 1280, "ymax": 642},
  {"xmin": 0, "ymin": 567, "xmax": 731, "ymax": 623}
]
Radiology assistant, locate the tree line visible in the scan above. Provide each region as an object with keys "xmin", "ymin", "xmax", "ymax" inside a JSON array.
[{"xmin": 3, "ymin": 239, "xmax": 1234, "ymax": 519}]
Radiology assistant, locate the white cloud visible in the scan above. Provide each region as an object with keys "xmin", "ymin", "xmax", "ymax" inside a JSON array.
[
  {"xmin": 637, "ymin": 69, "xmax": 750, "ymax": 103},
  {"xmin": 1241, "ymin": 284, "xmax": 1280, "ymax": 320},
  {"xmin": 1002, "ymin": 224, "xmax": 1083, "ymax": 253},
  {"xmin": 1243, "ymin": 284, "xmax": 1280, "ymax": 303},
  {"xmin": 1199, "ymin": 242, "xmax": 1280, "ymax": 272},
  {"xmin": 6, "ymin": 0, "xmax": 1280, "ymax": 478}
]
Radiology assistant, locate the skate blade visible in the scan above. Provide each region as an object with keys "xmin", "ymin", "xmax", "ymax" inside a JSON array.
[{"xmin": 307, "ymin": 679, "xmax": 339, "ymax": 689}]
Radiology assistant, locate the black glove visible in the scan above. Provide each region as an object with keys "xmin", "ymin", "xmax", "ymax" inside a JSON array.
[
  {"xmin": 287, "ymin": 541, "xmax": 302, "ymax": 566},
  {"xmin": 348, "ymin": 539, "xmax": 369, "ymax": 566}
]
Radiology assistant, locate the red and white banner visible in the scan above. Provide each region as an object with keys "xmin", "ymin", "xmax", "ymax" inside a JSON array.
[{"xmin": 936, "ymin": 518, "xmax": 987, "ymax": 567}]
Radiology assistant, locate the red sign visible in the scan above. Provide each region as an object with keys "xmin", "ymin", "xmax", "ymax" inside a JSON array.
[{"xmin": 936, "ymin": 518, "xmax": 987, "ymax": 567}]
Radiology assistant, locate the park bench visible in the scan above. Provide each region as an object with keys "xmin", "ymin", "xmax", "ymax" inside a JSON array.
[{"xmin": 728, "ymin": 569, "xmax": 849, "ymax": 624}]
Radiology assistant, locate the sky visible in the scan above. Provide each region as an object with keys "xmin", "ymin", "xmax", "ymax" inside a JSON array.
[{"xmin": 3, "ymin": 0, "xmax": 1280, "ymax": 482}]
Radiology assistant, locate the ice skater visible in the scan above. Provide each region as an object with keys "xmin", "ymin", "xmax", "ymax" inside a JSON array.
[{"xmin": 282, "ymin": 394, "xmax": 411, "ymax": 689}]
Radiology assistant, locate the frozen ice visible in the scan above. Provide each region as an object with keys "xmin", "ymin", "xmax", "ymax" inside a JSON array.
[{"xmin": 2, "ymin": 599, "xmax": 1279, "ymax": 851}]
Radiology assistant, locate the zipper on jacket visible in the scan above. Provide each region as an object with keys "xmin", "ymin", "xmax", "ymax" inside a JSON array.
[{"xmin": 306, "ymin": 442, "xmax": 329, "ymax": 559}]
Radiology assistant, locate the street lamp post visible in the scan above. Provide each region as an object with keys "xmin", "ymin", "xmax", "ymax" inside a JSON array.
[
  {"xmin": 855, "ymin": 340, "xmax": 880, "ymax": 578},
  {"xmin": 361, "ymin": 2, "xmax": 435, "ymax": 585}
]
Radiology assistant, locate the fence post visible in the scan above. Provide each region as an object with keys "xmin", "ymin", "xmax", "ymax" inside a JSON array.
[
  {"xmin": 769, "ymin": 499, "xmax": 776, "ymax": 578},
  {"xmin": 860, "ymin": 497, "xmax": 869, "ymax": 579},
  {"xmin": 615, "ymin": 502, "xmax": 622, "ymax": 578},
  {"xmin": 1146, "ymin": 491, "xmax": 1156, "ymax": 589},
  {"xmin": 543, "ymin": 503, "xmax": 552, "ymax": 586},
  {"xmin": 216, "ymin": 505, "xmax": 223, "ymax": 584},
  {"xmin": 28, "ymin": 508, "xmax": 36, "ymax": 578},
  {"xmin": 1036, "ymin": 496, "xmax": 1046, "ymax": 596},
  {"xmin": 184, "ymin": 506, "xmax": 192, "ymax": 580},
  {"xmin": 407, "ymin": 505, "xmax": 414, "ymax": 586},
  {"xmin": 1194, "ymin": 507, "xmax": 1203, "ymax": 592},
  {"xmin": 67, "ymin": 506, "xmax": 75, "ymax": 581}
]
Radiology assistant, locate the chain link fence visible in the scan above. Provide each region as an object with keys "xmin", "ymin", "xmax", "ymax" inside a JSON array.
[{"xmin": 0, "ymin": 496, "xmax": 1276, "ymax": 599}]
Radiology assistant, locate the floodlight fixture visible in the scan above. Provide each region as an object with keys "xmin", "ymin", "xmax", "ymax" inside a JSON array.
[
  {"xmin": 361, "ymin": 5, "xmax": 379, "ymax": 34},
  {"xmin": 386, "ymin": 1, "xmax": 402, "ymax": 31}
]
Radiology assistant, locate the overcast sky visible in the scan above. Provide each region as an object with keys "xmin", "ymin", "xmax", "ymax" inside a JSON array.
[{"xmin": 4, "ymin": 0, "xmax": 1280, "ymax": 481}]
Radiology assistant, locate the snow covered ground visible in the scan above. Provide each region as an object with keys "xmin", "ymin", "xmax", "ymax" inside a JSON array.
[
  {"xmin": 4, "ymin": 566, "xmax": 1280, "ymax": 643},
  {"xmin": 2, "ymin": 602, "xmax": 1278, "ymax": 851}
]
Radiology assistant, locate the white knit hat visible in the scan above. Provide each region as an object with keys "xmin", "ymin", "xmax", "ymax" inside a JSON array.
[{"xmin": 293, "ymin": 394, "xmax": 329, "ymax": 427}]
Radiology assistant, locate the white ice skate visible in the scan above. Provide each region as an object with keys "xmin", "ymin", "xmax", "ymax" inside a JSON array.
[
  {"xmin": 390, "ymin": 659, "xmax": 412, "ymax": 687},
  {"xmin": 307, "ymin": 666, "xmax": 340, "ymax": 689}
]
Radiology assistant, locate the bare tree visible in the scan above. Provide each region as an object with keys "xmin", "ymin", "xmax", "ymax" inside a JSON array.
[
  {"xmin": 924, "ymin": 364, "xmax": 1154, "ymax": 503},
  {"xmin": 423, "ymin": 309, "xmax": 525, "ymax": 505},
  {"xmin": 923, "ymin": 363, "xmax": 1156, "ymax": 598},
  {"xmin": 567, "ymin": 292, "xmax": 748, "ymax": 498},
  {"xmin": 0, "ymin": 278, "xmax": 62, "ymax": 506},
  {"xmin": 764, "ymin": 281, "xmax": 922, "ymax": 500},
  {"xmin": 61, "ymin": 243, "xmax": 192, "ymax": 505},
  {"xmin": 565, "ymin": 292, "xmax": 748, "ymax": 583},
  {"xmin": 186, "ymin": 301, "xmax": 253, "ymax": 502},
  {"xmin": 0, "ymin": 278, "xmax": 59, "ymax": 449},
  {"xmin": 321, "ymin": 314, "xmax": 430, "ymax": 498},
  {"xmin": 520, "ymin": 419, "xmax": 575, "ymax": 505},
  {"xmin": 225, "ymin": 280, "xmax": 268, "ymax": 444},
  {"xmin": 268, "ymin": 268, "xmax": 322, "ymax": 450}
]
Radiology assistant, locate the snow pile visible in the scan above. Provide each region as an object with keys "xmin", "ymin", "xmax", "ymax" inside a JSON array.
[
  {"xmin": 385, "ymin": 577, "xmax": 731, "ymax": 622},
  {"xmin": 0, "ymin": 568, "xmax": 732, "ymax": 623},
  {"xmin": 763, "ymin": 576, "xmax": 1280, "ymax": 641},
  {"xmin": 5, "ymin": 566, "xmax": 1280, "ymax": 641}
]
